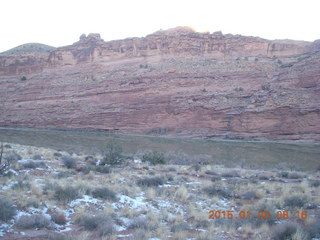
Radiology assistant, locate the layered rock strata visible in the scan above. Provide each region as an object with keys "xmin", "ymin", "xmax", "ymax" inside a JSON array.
[{"xmin": 0, "ymin": 27, "xmax": 319, "ymax": 142}]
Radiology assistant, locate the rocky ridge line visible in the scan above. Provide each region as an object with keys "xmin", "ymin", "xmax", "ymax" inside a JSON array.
[{"xmin": 0, "ymin": 27, "xmax": 319, "ymax": 142}]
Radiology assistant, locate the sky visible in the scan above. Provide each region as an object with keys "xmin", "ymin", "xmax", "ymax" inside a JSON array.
[{"xmin": 0, "ymin": 0, "xmax": 319, "ymax": 52}]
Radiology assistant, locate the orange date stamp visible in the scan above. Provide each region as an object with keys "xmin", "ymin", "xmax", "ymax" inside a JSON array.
[{"xmin": 209, "ymin": 210, "xmax": 308, "ymax": 220}]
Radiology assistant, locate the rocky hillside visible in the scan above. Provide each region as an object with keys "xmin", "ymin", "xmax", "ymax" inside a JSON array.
[
  {"xmin": 0, "ymin": 43, "xmax": 55, "ymax": 56},
  {"xmin": 0, "ymin": 27, "xmax": 319, "ymax": 142}
]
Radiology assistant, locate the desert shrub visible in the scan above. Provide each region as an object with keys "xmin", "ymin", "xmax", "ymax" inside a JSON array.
[
  {"xmin": 205, "ymin": 170, "xmax": 218, "ymax": 176},
  {"xmin": 244, "ymin": 202, "xmax": 277, "ymax": 227},
  {"xmin": 203, "ymin": 185, "xmax": 233, "ymax": 198},
  {"xmin": 48, "ymin": 232, "xmax": 68, "ymax": 240},
  {"xmin": 85, "ymin": 156, "xmax": 97, "ymax": 166},
  {"xmin": 283, "ymin": 195, "xmax": 308, "ymax": 208},
  {"xmin": 210, "ymin": 176, "xmax": 222, "ymax": 182},
  {"xmin": 165, "ymin": 174, "xmax": 174, "ymax": 181},
  {"xmin": 77, "ymin": 215, "xmax": 100, "ymax": 230},
  {"xmin": 248, "ymin": 177, "xmax": 259, "ymax": 184},
  {"xmin": 0, "ymin": 197, "xmax": 16, "ymax": 221},
  {"xmin": 94, "ymin": 165, "xmax": 111, "ymax": 174},
  {"xmin": 11, "ymin": 180, "xmax": 31, "ymax": 190},
  {"xmin": 91, "ymin": 188, "xmax": 117, "ymax": 201},
  {"xmin": 102, "ymin": 140, "xmax": 123, "ymax": 165},
  {"xmin": 139, "ymin": 64, "xmax": 148, "ymax": 68},
  {"xmin": 305, "ymin": 221, "xmax": 320, "ymax": 238},
  {"xmin": 77, "ymin": 214, "xmax": 114, "ymax": 235},
  {"xmin": 33, "ymin": 154, "xmax": 42, "ymax": 160},
  {"xmin": 137, "ymin": 176, "xmax": 164, "ymax": 187},
  {"xmin": 26, "ymin": 199, "xmax": 40, "ymax": 208},
  {"xmin": 43, "ymin": 182, "xmax": 56, "ymax": 194},
  {"xmin": 148, "ymin": 171, "xmax": 155, "ymax": 176},
  {"xmin": 261, "ymin": 83, "xmax": 270, "ymax": 91},
  {"xmin": 194, "ymin": 220, "xmax": 210, "ymax": 228},
  {"xmin": 4, "ymin": 144, "xmax": 11, "ymax": 148},
  {"xmin": 98, "ymin": 220, "xmax": 115, "ymax": 236},
  {"xmin": 287, "ymin": 172, "xmax": 304, "ymax": 179},
  {"xmin": 16, "ymin": 214, "xmax": 53, "ymax": 229},
  {"xmin": 272, "ymin": 222, "xmax": 298, "ymax": 240},
  {"xmin": 310, "ymin": 180, "xmax": 320, "ymax": 187},
  {"xmin": 78, "ymin": 166, "xmax": 91, "ymax": 175},
  {"xmin": 55, "ymin": 171, "xmax": 72, "ymax": 179},
  {"xmin": 5, "ymin": 152, "xmax": 22, "ymax": 161},
  {"xmin": 20, "ymin": 76, "xmax": 27, "ymax": 81},
  {"xmin": 54, "ymin": 185, "xmax": 81, "ymax": 202},
  {"xmin": 165, "ymin": 152, "xmax": 190, "ymax": 165},
  {"xmin": 171, "ymin": 222, "xmax": 190, "ymax": 232},
  {"xmin": 241, "ymin": 191, "xmax": 260, "ymax": 200},
  {"xmin": 85, "ymin": 155, "xmax": 94, "ymax": 161},
  {"xmin": 278, "ymin": 171, "xmax": 289, "ymax": 178},
  {"xmin": 62, "ymin": 156, "xmax": 76, "ymax": 169},
  {"xmin": 306, "ymin": 202, "xmax": 317, "ymax": 209},
  {"xmin": 21, "ymin": 160, "xmax": 46, "ymax": 169},
  {"xmin": 211, "ymin": 218, "xmax": 241, "ymax": 229},
  {"xmin": 221, "ymin": 170, "xmax": 240, "ymax": 178},
  {"xmin": 234, "ymin": 87, "xmax": 244, "ymax": 92},
  {"xmin": 53, "ymin": 152, "xmax": 62, "ymax": 157},
  {"xmin": 128, "ymin": 216, "xmax": 151, "ymax": 230},
  {"xmin": 133, "ymin": 229, "xmax": 148, "ymax": 240},
  {"xmin": 167, "ymin": 167, "xmax": 177, "ymax": 172},
  {"xmin": 191, "ymin": 164, "xmax": 201, "ymax": 172},
  {"xmin": 142, "ymin": 150, "xmax": 166, "ymax": 165},
  {"xmin": 258, "ymin": 174, "xmax": 270, "ymax": 180},
  {"xmin": 51, "ymin": 212, "xmax": 67, "ymax": 225}
]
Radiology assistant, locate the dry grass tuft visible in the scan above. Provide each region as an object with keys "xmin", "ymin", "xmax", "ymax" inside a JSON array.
[
  {"xmin": 174, "ymin": 185, "xmax": 189, "ymax": 203},
  {"xmin": 0, "ymin": 197, "xmax": 16, "ymax": 221},
  {"xmin": 137, "ymin": 176, "xmax": 164, "ymax": 187},
  {"xmin": 15, "ymin": 214, "xmax": 53, "ymax": 229}
]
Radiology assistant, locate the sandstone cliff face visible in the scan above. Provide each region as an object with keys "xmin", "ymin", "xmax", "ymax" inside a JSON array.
[{"xmin": 0, "ymin": 27, "xmax": 319, "ymax": 142}]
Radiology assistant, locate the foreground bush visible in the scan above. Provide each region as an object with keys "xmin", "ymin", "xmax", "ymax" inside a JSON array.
[
  {"xmin": 77, "ymin": 214, "xmax": 115, "ymax": 236},
  {"xmin": 11, "ymin": 180, "xmax": 31, "ymax": 190},
  {"xmin": 129, "ymin": 216, "xmax": 153, "ymax": 230},
  {"xmin": 54, "ymin": 171, "xmax": 72, "ymax": 179},
  {"xmin": 4, "ymin": 152, "xmax": 22, "ymax": 161},
  {"xmin": 61, "ymin": 156, "xmax": 77, "ymax": 169},
  {"xmin": 287, "ymin": 172, "xmax": 304, "ymax": 179},
  {"xmin": 305, "ymin": 221, "xmax": 320, "ymax": 238},
  {"xmin": 171, "ymin": 222, "xmax": 191, "ymax": 232},
  {"xmin": 310, "ymin": 180, "xmax": 320, "ymax": 187},
  {"xmin": 102, "ymin": 140, "xmax": 123, "ymax": 165},
  {"xmin": 203, "ymin": 185, "xmax": 233, "ymax": 198},
  {"xmin": 142, "ymin": 151, "xmax": 166, "ymax": 165},
  {"xmin": 54, "ymin": 185, "xmax": 81, "ymax": 202},
  {"xmin": 272, "ymin": 222, "xmax": 299, "ymax": 240},
  {"xmin": 283, "ymin": 195, "xmax": 308, "ymax": 208},
  {"xmin": 21, "ymin": 160, "xmax": 46, "ymax": 169},
  {"xmin": 137, "ymin": 176, "xmax": 164, "ymax": 187},
  {"xmin": 94, "ymin": 165, "xmax": 111, "ymax": 174},
  {"xmin": 244, "ymin": 202, "xmax": 277, "ymax": 227},
  {"xmin": 16, "ymin": 214, "xmax": 53, "ymax": 229},
  {"xmin": 241, "ymin": 191, "xmax": 261, "ymax": 200},
  {"xmin": 91, "ymin": 188, "xmax": 117, "ymax": 201},
  {"xmin": 221, "ymin": 170, "xmax": 240, "ymax": 178},
  {"xmin": 32, "ymin": 154, "xmax": 42, "ymax": 160},
  {"xmin": 0, "ymin": 197, "xmax": 16, "ymax": 221}
]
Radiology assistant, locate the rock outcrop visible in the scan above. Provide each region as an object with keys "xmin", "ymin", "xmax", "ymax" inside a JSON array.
[{"xmin": 0, "ymin": 27, "xmax": 319, "ymax": 142}]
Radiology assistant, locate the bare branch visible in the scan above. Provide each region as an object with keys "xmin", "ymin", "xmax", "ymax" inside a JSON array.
[
  {"xmin": 0, "ymin": 143, "xmax": 3, "ymax": 164},
  {"xmin": 0, "ymin": 143, "xmax": 10, "ymax": 175}
]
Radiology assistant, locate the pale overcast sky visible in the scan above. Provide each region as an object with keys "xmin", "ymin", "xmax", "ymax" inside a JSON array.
[{"xmin": 0, "ymin": 0, "xmax": 319, "ymax": 52}]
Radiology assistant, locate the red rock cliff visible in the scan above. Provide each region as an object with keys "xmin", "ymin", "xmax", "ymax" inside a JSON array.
[{"xmin": 0, "ymin": 27, "xmax": 319, "ymax": 142}]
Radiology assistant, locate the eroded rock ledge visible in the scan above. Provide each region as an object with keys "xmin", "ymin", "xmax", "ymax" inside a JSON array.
[{"xmin": 0, "ymin": 27, "xmax": 319, "ymax": 142}]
